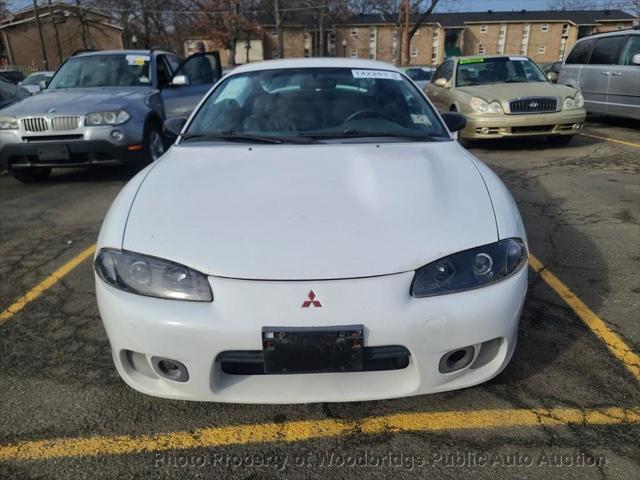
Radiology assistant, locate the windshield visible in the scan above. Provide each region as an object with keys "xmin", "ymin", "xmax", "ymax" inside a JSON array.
[
  {"xmin": 456, "ymin": 56, "xmax": 548, "ymax": 87},
  {"xmin": 48, "ymin": 54, "xmax": 151, "ymax": 89},
  {"xmin": 185, "ymin": 67, "xmax": 449, "ymax": 143},
  {"xmin": 406, "ymin": 68, "xmax": 432, "ymax": 81},
  {"xmin": 22, "ymin": 73, "xmax": 50, "ymax": 85}
]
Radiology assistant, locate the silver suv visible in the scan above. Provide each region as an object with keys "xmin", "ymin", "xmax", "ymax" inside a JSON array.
[
  {"xmin": 0, "ymin": 49, "xmax": 221, "ymax": 182},
  {"xmin": 558, "ymin": 29, "xmax": 640, "ymax": 120}
]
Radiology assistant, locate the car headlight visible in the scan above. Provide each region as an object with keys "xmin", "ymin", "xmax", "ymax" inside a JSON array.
[
  {"xmin": 94, "ymin": 248, "xmax": 213, "ymax": 302},
  {"xmin": 411, "ymin": 238, "xmax": 527, "ymax": 297},
  {"xmin": 85, "ymin": 110, "xmax": 130, "ymax": 126},
  {"xmin": 574, "ymin": 92, "xmax": 584, "ymax": 109},
  {"xmin": 470, "ymin": 97, "xmax": 503, "ymax": 114},
  {"xmin": 563, "ymin": 92, "xmax": 584, "ymax": 110},
  {"xmin": 0, "ymin": 115, "xmax": 18, "ymax": 130}
]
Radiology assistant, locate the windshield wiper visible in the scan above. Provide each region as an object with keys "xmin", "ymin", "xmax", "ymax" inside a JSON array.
[
  {"xmin": 181, "ymin": 131, "xmax": 316, "ymax": 144},
  {"xmin": 307, "ymin": 130, "xmax": 446, "ymax": 141}
]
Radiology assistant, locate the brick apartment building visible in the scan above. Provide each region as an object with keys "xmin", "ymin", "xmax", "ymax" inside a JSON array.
[
  {"xmin": 260, "ymin": 9, "xmax": 637, "ymax": 66},
  {"xmin": 0, "ymin": 2, "xmax": 123, "ymax": 71}
]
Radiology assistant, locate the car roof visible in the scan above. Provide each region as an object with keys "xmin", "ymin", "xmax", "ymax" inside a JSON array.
[
  {"xmin": 232, "ymin": 58, "xmax": 400, "ymax": 74},
  {"xmin": 73, "ymin": 49, "xmax": 173, "ymax": 58},
  {"xmin": 452, "ymin": 54, "xmax": 531, "ymax": 61}
]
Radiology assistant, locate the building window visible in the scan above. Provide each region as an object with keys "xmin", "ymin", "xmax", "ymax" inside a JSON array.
[
  {"xmin": 431, "ymin": 46, "xmax": 438, "ymax": 64},
  {"xmin": 562, "ymin": 24, "xmax": 569, "ymax": 36},
  {"xmin": 480, "ymin": 25, "xmax": 488, "ymax": 33},
  {"xmin": 304, "ymin": 48, "xmax": 310, "ymax": 58},
  {"xmin": 616, "ymin": 23, "xmax": 624, "ymax": 30},
  {"xmin": 478, "ymin": 44, "xmax": 486, "ymax": 54},
  {"xmin": 368, "ymin": 27, "xmax": 377, "ymax": 60},
  {"xmin": 538, "ymin": 46, "xmax": 546, "ymax": 54},
  {"xmin": 410, "ymin": 48, "xmax": 418, "ymax": 58},
  {"xmin": 433, "ymin": 30, "xmax": 439, "ymax": 39},
  {"xmin": 351, "ymin": 28, "xmax": 358, "ymax": 37},
  {"xmin": 541, "ymin": 24, "xmax": 549, "ymax": 32},
  {"xmin": 350, "ymin": 49, "xmax": 357, "ymax": 58}
]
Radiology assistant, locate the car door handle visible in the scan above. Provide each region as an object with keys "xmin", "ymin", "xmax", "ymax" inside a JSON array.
[
  {"xmin": 611, "ymin": 72, "xmax": 622, "ymax": 76},
  {"xmin": 600, "ymin": 71, "xmax": 611, "ymax": 76}
]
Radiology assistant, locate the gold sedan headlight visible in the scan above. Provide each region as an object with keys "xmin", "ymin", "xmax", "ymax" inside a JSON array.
[{"xmin": 470, "ymin": 97, "xmax": 503, "ymax": 114}]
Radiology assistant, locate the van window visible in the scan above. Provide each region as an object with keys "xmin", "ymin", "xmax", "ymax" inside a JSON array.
[
  {"xmin": 589, "ymin": 36, "xmax": 627, "ymax": 65},
  {"xmin": 565, "ymin": 38, "xmax": 595, "ymax": 64},
  {"xmin": 619, "ymin": 35, "xmax": 640, "ymax": 65}
]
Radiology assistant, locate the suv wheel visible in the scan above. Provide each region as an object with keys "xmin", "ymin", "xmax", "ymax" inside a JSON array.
[
  {"xmin": 547, "ymin": 135, "xmax": 574, "ymax": 146},
  {"xmin": 144, "ymin": 123, "xmax": 165, "ymax": 163},
  {"xmin": 11, "ymin": 167, "xmax": 51, "ymax": 183}
]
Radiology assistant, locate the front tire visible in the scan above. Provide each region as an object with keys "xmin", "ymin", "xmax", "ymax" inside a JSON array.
[
  {"xmin": 11, "ymin": 167, "xmax": 51, "ymax": 183},
  {"xmin": 547, "ymin": 135, "xmax": 574, "ymax": 146},
  {"xmin": 143, "ymin": 122, "xmax": 166, "ymax": 163}
]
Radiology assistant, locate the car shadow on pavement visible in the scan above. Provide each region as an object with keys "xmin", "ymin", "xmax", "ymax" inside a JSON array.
[{"xmin": 45, "ymin": 166, "xmax": 140, "ymax": 184}]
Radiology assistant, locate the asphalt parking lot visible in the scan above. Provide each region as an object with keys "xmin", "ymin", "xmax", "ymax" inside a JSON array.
[{"xmin": 0, "ymin": 119, "xmax": 638, "ymax": 479}]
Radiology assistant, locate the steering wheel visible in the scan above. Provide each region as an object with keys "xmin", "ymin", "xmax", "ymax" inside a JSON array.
[{"xmin": 344, "ymin": 109, "xmax": 392, "ymax": 123}]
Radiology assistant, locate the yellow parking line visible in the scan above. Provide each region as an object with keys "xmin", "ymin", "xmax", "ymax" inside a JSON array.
[
  {"xmin": 0, "ymin": 244, "xmax": 96, "ymax": 325},
  {"xmin": 580, "ymin": 132, "xmax": 640, "ymax": 148},
  {"xmin": 529, "ymin": 254, "xmax": 640, "ymax": 381},
  {"xmin": 0, "ymin": 406, "xmax": 637, "ymax": 461}
]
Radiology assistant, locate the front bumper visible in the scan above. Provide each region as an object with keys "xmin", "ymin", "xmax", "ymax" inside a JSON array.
[
  {"xmin": 96, "ymin": 267, "xmax": 528, "ymax": 403},
  {"xmin": 461, "ymin": 109, "xmax": 586, "ymax": 139},
  {"xmin": 0, "ymin": 122, "xmax": 146, "ymax": 169}
]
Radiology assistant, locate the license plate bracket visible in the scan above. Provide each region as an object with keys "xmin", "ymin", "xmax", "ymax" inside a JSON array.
[
  {"xmin": 37, "ymin": 144, "xmax": 70, "ymax": 161},
  {"xmin": 262, "ymin": 325, "xmax": 364, "ymax": 374}
]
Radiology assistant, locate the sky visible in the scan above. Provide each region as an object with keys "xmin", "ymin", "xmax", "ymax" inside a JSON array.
[{"xmin": 4, "ymin": 0, "xmax": 632, "ymax": 14}]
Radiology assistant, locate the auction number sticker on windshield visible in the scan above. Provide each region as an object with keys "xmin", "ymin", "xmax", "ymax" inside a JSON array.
[
  {"xmin": 352, "ymin": 70, "xmax": 402, "ymax": 81},
  {"xmin": 126, "ymin": 55, "xmax": 150, "ymax": 66},
  {"xmin": 459, "ymin": 58, "xmax": 484, "ymax": 64},
  {"xmin": 509, "ymin": 56, "xmax": 529, "ymax": 62}
]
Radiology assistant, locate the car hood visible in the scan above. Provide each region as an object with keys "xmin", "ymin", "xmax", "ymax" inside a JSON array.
[
  {"xmin": 123, "ymin": 142, "xmax": 499, "ymax": 280},
  {"xmin": 457, "ymin": 82, "xmax": 575, "ymax": 102},
  {"xmin": 0, "ymin": 87, "xmax": 150, "ymax": 116}
]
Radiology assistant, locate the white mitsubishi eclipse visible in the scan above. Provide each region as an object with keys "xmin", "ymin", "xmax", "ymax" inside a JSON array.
[{"xmin": 95, "ymin": 58, "xmax": 528, "ymax": 403}]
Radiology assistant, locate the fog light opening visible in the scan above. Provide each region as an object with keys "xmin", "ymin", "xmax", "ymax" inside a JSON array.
[
  {"xmin": 439, "ymin": 346, "xmax": 475, "ymax": 374},
  {"xmin": 572, "ymin": 123, "xmax": 582, "ymax": 130},
  {"xmin": 111, "ymin": 129, "xmax": 124, "ymax": 140},
  {"xmin": 151, "ymin": 357, "xmax": 189, "ymax": 382},
  {"xmin": 480, "ymin": 127, "xmax": 490, "ymax": 135}
]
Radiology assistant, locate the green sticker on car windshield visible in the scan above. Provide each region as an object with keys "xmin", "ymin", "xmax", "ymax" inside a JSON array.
[{"xmin": 459, "ymin": 57, "xmax": 484, "ymax": 64}]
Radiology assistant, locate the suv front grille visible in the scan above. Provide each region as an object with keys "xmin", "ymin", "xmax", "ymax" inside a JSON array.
[
  {"xmin": 509, "ymin": 97, "xmax": 557, "ymax": 114},
  {"xmin": 22, "ymin": 117, "xmax": 48, "ymax": 132},
  {"xmin": 51, "ymin": 116, "xmax": 80, "ymax": 131}
]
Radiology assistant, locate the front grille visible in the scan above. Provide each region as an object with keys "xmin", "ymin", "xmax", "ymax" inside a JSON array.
[
  {"xmin": 509, "ymin": 97, "xmax": 557, "ymax": 114},
  {"xmin": 217, "ymin": 345, "xmax": 411, "ymax": 375},
  {"xmin": 22, "ymin": 117, "xmax": 48, "ymax": 132},
  {"xmin": 51, "ymin": 116, "xmax": 80, "ymax": 131},
  {"xmin": 23, "ymin": 134, "xmax": 83, "ymax": 142},
  {"xmin": 511, "ymin": 125, "xmax": 554, "ymax": 133}
]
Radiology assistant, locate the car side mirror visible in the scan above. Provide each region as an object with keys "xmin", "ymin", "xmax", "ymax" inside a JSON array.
[
  {"xmin": 434, "ymin": 78, "xmax": 449, "ymax": 88},
  {"xmin": 441, "ymin": 112, "xmax": 467, "ymax": 133},
  {"xmin": 547, "ymin": 71, "xmax": 558, "ymax": 82},
  {"xmin": 171, "ymin": 75, "xmax": 188, "ymax": 86},
  {"xmin": 632, "ymin": 53, "xmax": 640, "ymax": 65},
  {"xmin": 163, "ymin": 117, "xmax": 187, "ymax": 140},
  {"xmin": 39, "ymin": 80, "xmax": 47, "ymax": 90}
]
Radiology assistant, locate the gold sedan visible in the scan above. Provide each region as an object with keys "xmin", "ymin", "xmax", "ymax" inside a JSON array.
[{"xmin": 425, "ymin": 55, "xmax": 586, "ymax": 145}]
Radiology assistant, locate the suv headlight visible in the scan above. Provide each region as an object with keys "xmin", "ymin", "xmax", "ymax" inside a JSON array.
[
  {"xmin": 411, "ymin": 238, "xmax": 527, "ymax": 297},
  {"xmin": 0, "ymin": 115, "xmax": 18, "ymax": 130},
  {"xmin": 470, "ymin": 97, "xmax": 503, "ymax": 114},
  {"xmin": 94, "ymin": 248, "xmax": 213, "ymax": 302},
  {"xmin": 85, "ymin": 110, "xmax": 130, "ymax": 126},
  {"xmin": 563, "ymin": 92, "xmax": 583, "ymax": 110}
]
